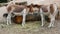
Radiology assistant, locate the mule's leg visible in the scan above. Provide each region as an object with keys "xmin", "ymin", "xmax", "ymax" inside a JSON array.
[
  {"xmin": 48, "ymin": 15, "xmax": 55, "ymax": 28},
  {"xmin": 22, "ymin": 13, "xmax": 26, "ymax": 27},
  {"xmin": 9, "ymin": 16, "xmax": 11, "ymax": 24},
  {"xmin": 6, "ymin": 13, "xmax": 11, "ymax": 25},
  {"xmin": 41, "ymin": 14, "xmax": 44, "ymax": 26},
  {"xmin": 51, "ymin": 18, "xmax": 55, "ymax": 27},
  {"xmin": 7, "ymin": 17, "xmax": 9, "ymax": 25},
  {"xmin": 40, "ymin": 8, "xmax": 44, "ymax": 26},
  {"xmin": 22, "ymin": 9, "xmax": 26, "ymax": 27}
]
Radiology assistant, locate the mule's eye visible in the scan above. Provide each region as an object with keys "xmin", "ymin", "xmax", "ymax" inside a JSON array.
[{"xmin": 3, "ymin": 13, "xmax": 8, "ymax": 18}]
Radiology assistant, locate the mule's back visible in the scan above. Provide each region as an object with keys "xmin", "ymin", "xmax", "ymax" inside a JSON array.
[{"xmin": 13, "ymin": 6, "xmax": 24, "ymax": 13}]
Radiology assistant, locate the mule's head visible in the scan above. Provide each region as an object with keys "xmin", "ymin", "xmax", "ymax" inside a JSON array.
[
  {"xmin": 27, "ymin": 4, "xmax": 41, "ymax": 13},
  {"xmin": 7, "ymin": 5, "xmax": 12, "ymax": 12},
  {"xmin": 50, "ymin": 4, "xmax": 54, "ymax": 14}
]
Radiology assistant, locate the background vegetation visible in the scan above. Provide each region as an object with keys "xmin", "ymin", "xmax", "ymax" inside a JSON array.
[{"xmin": 0, "ymin": 0, "xmax": 7, "ymax": 3}]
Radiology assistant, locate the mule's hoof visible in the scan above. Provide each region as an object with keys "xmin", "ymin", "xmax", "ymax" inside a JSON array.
[
  {"xmin": 6, "ymin": 24, "xmax": 9, "ymax": 25},
  {"xmin": 48, "ymin": 25, "xmax": 53, "ymax": 28},
  {"xmin": 48, "ymin": 25, "xmax": 55, "ymax": 28},
  {"xmin": 22, "ymin": 24, "xmax": 25, "ymax": 27},
  {"xmin": 41, "ymin": 25, "xmax": 44, "ymax": 27},
  {"xmin": 9, "ymin": 22, "xmax": 11, "ymax": 24},
  {"xmin": 22, "ymin": 23, "xmax": 25, "ymax": 27},
  {"xmin": 48, "ymin": 26, "xmax": 51, "ymax": 28}
]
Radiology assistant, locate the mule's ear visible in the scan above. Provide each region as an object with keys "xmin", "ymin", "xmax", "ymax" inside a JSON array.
[{"xmin": 3, "ymin": 13, "xmax": 8, "ymax": 18}]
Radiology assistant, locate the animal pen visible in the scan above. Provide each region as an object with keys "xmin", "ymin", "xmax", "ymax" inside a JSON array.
[{"xmin": 0, "ymin": 0, "xmax": 60, "ymax": 34}]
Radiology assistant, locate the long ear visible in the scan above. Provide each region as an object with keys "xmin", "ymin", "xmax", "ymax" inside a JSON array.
[{"xmin": 3, "ymin": 13, "xmax": 8, "ymax": 18}]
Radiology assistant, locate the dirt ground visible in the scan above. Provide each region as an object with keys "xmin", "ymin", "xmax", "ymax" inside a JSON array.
[{"xmin": 0, "ymin": 20, "xmax": 60, "ymax": 34}]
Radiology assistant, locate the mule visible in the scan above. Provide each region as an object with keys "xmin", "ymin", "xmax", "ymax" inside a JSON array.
[{"xmin": 40, "ymin": 3, "xmax": 59, "ymax": 27}]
